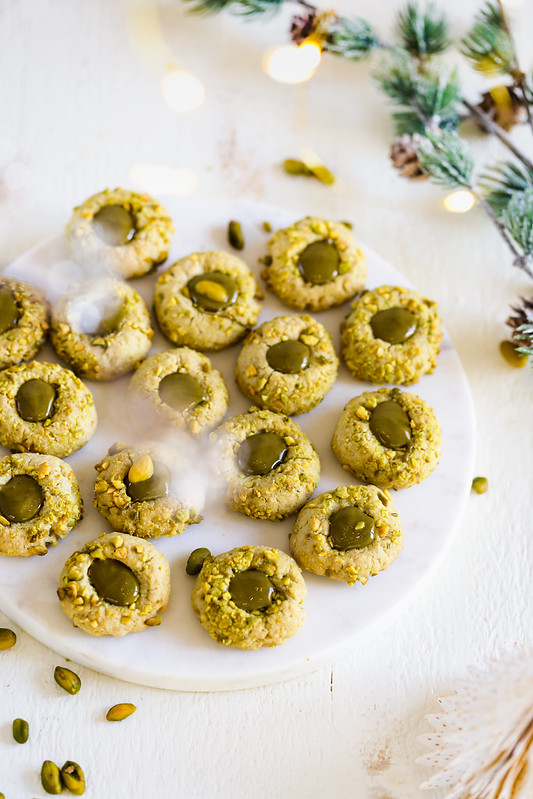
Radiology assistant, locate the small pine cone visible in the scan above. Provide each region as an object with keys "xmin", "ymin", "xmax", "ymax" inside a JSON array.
[
  {"xmin": 290, "ymin": 10, "xmax": 317, "ymax": 45},
  {"xmin": 507, "ymin": 296, "xmax": 533, "ymax": 335},
  {"xmin": 390, "ymin": 133, "xmax": 427, "ymax": 181},
  {"xmin": 477, "ymin": 85, "xmax": 528, "ymax": 132},
  {"xmin": 290, "ymin": 10, "xmax": 338, "ymax": 48}
]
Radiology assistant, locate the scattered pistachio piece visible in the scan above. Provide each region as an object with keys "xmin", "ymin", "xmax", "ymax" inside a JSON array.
[
  {"xmin": 54, "ymin": 665, "xmax": 81, "ymax": 695},
  {"xmin": 128, "ymin": 454, "xmax": 154, "ymax": 484},
  {"xmin": 282, "ymin": 158, "xmax": 312, "ymax": 176},
  {"xmin": 472, "ymin": 476, "xmax": 489, "ymax": 494},
  {"xmin": 12, "ymin": 717, "xmax": 29, "ymax": 744},
  {"xmin": 499, "ymin": 339, "xmax": 528, "ymax": 368},
  {"xmin": 41, "ymin": 760, "xmax": 62, "ymax": 795},
  {"xmin": 309, "ymin": 164, "xmax": 335, "ymax": 185},
  {"xmin": 262, "ymin": 220, "xmax": 272, "ymax": 232},
  {"xmin": 228, "ymin": 220, "xmax": 245, "ymax": 250},
  {"xmin": 0, "ymin": 628, "xmax": 16, "ymax": 650},
  {"xmin": 106, "ymin": 702, "xmax": 137, "ymax": 722},
  {"xmin": 186, "ymin": 547, "xmax": 211, "ymax": 576},
  {"xmin": 61, "ymin": 761, "xmax": 86, "ymax": 795}
]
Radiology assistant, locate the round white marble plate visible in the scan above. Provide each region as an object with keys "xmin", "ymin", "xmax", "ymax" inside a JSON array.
[{"xmin": 0, "ymin": 197, "xmax": 475, "ymax": 691}]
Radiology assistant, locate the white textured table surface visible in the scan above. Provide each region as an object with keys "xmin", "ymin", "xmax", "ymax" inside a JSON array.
[{"xmin": 1, "ymin": 1, "xmax": 532, "ymax": 797}]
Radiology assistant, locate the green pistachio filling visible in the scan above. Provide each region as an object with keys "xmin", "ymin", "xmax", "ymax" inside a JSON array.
[
  {"xmin": 158, "ymin": 372, "xmax": 207, "ymax": 412},
  {"xmin": 370, "ymin": 307, "xmax": 417, "ymax": 344},
  {"xmin": 88, "ymin": 558, "xmax": 140, "ymax": 606},
  {"xmin": 126, "ymin": 462, "xmax": 170, "ymax": 502},
  {"xmin": 369, "ymin": 400, "xmax": 412, "ymax": 450},
  {"xmin": 187, "ymin": 272, "xmax": 238, "ymax": 312},
  {"xmin": 16, "ymin": 379, "xmax": 56, "ymax": 422},
  {"xmin": 228, "ymin": 569, "xmax": 275, "ymax": 611},
  {"xmin": 266, "ymin": 340, "xmax": 311, "ymax": 374},
  {"xmin": 237, "ymin": 432, "xmax": 288, "ymax": 476},
  {"xmin": 93, "ymin": 204, "xmax": 136, "ymax": 246},
  {"xmin": 0, "ymin": 287, "xmax": 20, "ymax": 334},
  {"xmin": 0, "ymin": 475, "xmax": 44, "ymax": 523},
  {"xmin": 329, "ymin": 506, "xmax": 375, "ymax": 551},
  {"xmin": 297, "ymin": 239, "xmax": 340, "ymax": 285}
]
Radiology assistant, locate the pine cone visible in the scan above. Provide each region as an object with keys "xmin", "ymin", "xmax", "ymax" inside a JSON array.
[
  {"xmin": 507, "ymin": 296, "xmax": 533, "ymax": 336},
  {"xmin": 477, "ymin": 85, "xmax": 528, "ymax": 132},
  {"xmin": 290, "ymin": 10, "xmax": 338, "ymax": 48},
  {"xmin": 290, "ymin": 10, "xmax": 317, "ymax": 45},
  {"xmin": 390, "ymin": 133, "xmax": 427, "ymax": 180}
]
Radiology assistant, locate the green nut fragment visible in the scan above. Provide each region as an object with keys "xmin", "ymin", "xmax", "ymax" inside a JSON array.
[
  {"xmin": 262, "ymin": 221, "xmax": 272, "ymax": 232},
  {"xmin": 282, "ymin": 158, "xmax": 312, "ymax": 176},
  {"xmin": 186, "ymin": 547, "xmax": 211, "ymax": 576},
  {"xmin": 54, "ymin": 665, "xmax": 81, "ymax": 695},
  {"xmin": 41, "ymin": 760, "xmax": 62, "ymax": 795},
  {"xmin": 0, "ymin": 628, "xmax": 16, "ymax": 650},
  {"xmin": 500, "ymin": 339, "xmax": 528, "ymax": 368},
  {"xmin": 61, "ymin": 761, "xmax": 86, "ymax": 795},
  {"xmin": 472, "ymin": 476, "xmax": 489, "ymax": 494},
  {"xmin": 228, "ymin": 220, "xmax": 245, "ymax": 251},
  {"xmin": 12, "ymin": 717, "xmax": 29, "ymax": 744},
  {"xmin": 309, "ymin": 164, "xmax": 335, "ymax": 185},
  {"xmin": 106, "ymin": 702, "xmax": 137, "ymax": 722}
]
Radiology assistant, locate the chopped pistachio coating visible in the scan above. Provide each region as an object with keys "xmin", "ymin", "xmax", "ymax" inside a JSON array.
[
  {"xmin": 50, "ymin": 278, "xmax": 153, "ymax": 381},
  {"xmin": 237, "ymin": 432, "xmax": 288, "ymax": 476},
  {"xmin": 94, "ymin": 442, "xmax": 203, "ymax": 538},
  {"xmin": 264, "ymin": 217, "xmax": 367, "ymax": 312},
  {"xmin": 0, "ymin": 453, "xmax": 83, "ymax": 557},
  {"xmin": 93, "ymin": 203, "xmax": 136, "ymax": 246},
  {"xmin": 0, "ymin": 628, "xmax": 16, "ymax": 649},
  {"xmin": 210, "ymin": 408, "xmax": 320, "ymax": 520},
  {"xmin": 266, "ymin": 340, "xmax": 310, "ymax": 374},
  {"xmin": 60, "ymin": 761, "xmax": 86, "ymax": 795},
  {"xmin": 158, "ymin": 372, "xmax": 207, "ymax": 412},
  {"xmin": 41, "ymin": 760, "xmax": 62, "ymax": 795},
  {"xmin": 57, "ymin": 532, "xmax": 171, "ymax": 636},
  {"xmin": 290, "ymin": 485, "xmax": 404, "ymax": 586},
  {"xmin": 128, "ymin": 347, "xmax": 228, "ymax": 436},
  {"xmin": 191, "ymin": 545, "xmax": 306, "ymax": 649},
  {"xmin": 235, "ymin": 314, "xmax": 338, "ymax": 416},
  {"xmin": 186, "ymin": 547, "xmax": 211, "ymax": 576},
  {"xmin": 0, "ymin": 278, "xmax": 49, "ymax": 370},
  {"xmin": 228, "ymin": 569, "xmax": 275, "ymax": 611},
  {"xmin": 0, "ymin": 361, "xmax": 97, "ymax": 458},
  {"xmin": 154, "ymin": 250, "xmax": 261, "ymax": 352},
  {"xmin": 15, "ymin": 378, "xmax": 56, "ymax": 422},
  {"xmin": 89, "ymin": 558, "xmax": 140, "ymax": 606},
  {"xmin": 54, "ymin": 665, "xmax": 81, "ymax": 695},
  {"xmin": 0, "ymin": 474, "xmax": 43, "ymax": 522},
  {"xmin": 370, "ymin": 307, "xmax": 417, "ymax": 344},
  {"xmin": 12, "ymin": 717, "xmax": 29, "ymax": 744},
  {"xmin": 341, "ymin": 285, "xmax": 442, "ymax": 385},
  {"xmin": 329, "ymin": 506, "xmax": 375, "ymax": 551},
  {"xmin": 0, "ymin": 286, "xmax": 20, "ymax": 333},
  {"xmin": 332, "ymin": 387, "xmax": 441, "ymax": 490},
  {"xmin": 369, "ymin": 400, "xmax": 412, "ymax": 450},
  {"xmin": 297, "ymin": 239, "xmax": 340, "ymax": 285},
  {"xmin": 106, "ymin": 702, "xmax": 137, "ymax": 721},
  {"xmin": 65, "ymin": 187, "xmax": 174, "ymax": 279}
]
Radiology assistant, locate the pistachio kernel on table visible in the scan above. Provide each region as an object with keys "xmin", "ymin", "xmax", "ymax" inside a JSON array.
[
  {"xmin": 472, "ymin": 476, "xmax": 489, "ymax": 494},
  {"xmin": 12, "ymin": 717, "xmax": 29, "ymax": 744},
  {"xmin": 106, "ymin": 702, "xmax": 137, "ymax": 721},
  {"xmin": 60, "ymin": 761, "xmax": 86, "ymax": 795},
  {"xmin": 41, "ymin": 760, "xmax": 62, "ymax": 795},
  {"xmin": 0, "ymin": 628, "xmax": 16, "ymax": 650},
  {"xmin": 54, "ymin": 665, "xmax": 81, "ymax": 695},
  {"xmin": 228, "ymin": 219, "xmax": 245, "ymax": 250}
]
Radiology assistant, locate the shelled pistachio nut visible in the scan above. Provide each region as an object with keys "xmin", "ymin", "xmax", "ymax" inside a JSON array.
[
  {"xmin": 54, "ymin": 665, "xmax": 81, "ymax": 695},
  {"xmin": 41, "ymin": 760, "xmax": 62, "ymax": 795},
  {"xmin": 106, "ymin": 702, "xmax": 136, "ymax": 721},
  {"xmin": 0, "ymin": 628, "xmax": 16, "ymax": 650},
  {"xmin": 12, "ymin": 717, "xmax": 29, "ymax": 744},
  {"xmin": 61, "ymin": 761, "xmax": 86, "ymax": 795}
]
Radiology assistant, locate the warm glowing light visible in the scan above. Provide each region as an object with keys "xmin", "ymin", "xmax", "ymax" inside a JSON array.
[
  {"xmin": 443, "ymin": 190, "xmax": 475, "ymax": 214},
  {"xmin": 129, "ymin": 163, "xmax": 199, "ymax": 196},
  {"xmin": 162, "ymin": 70, "xmax": 205, "ymax": 113},
  {"xmin": 500, "ymin": 0, "xmax": 524, "ymax": 9},
  {"xmin": 264, "ymin": 42, "xmax": 322, "ymax": 84}
]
